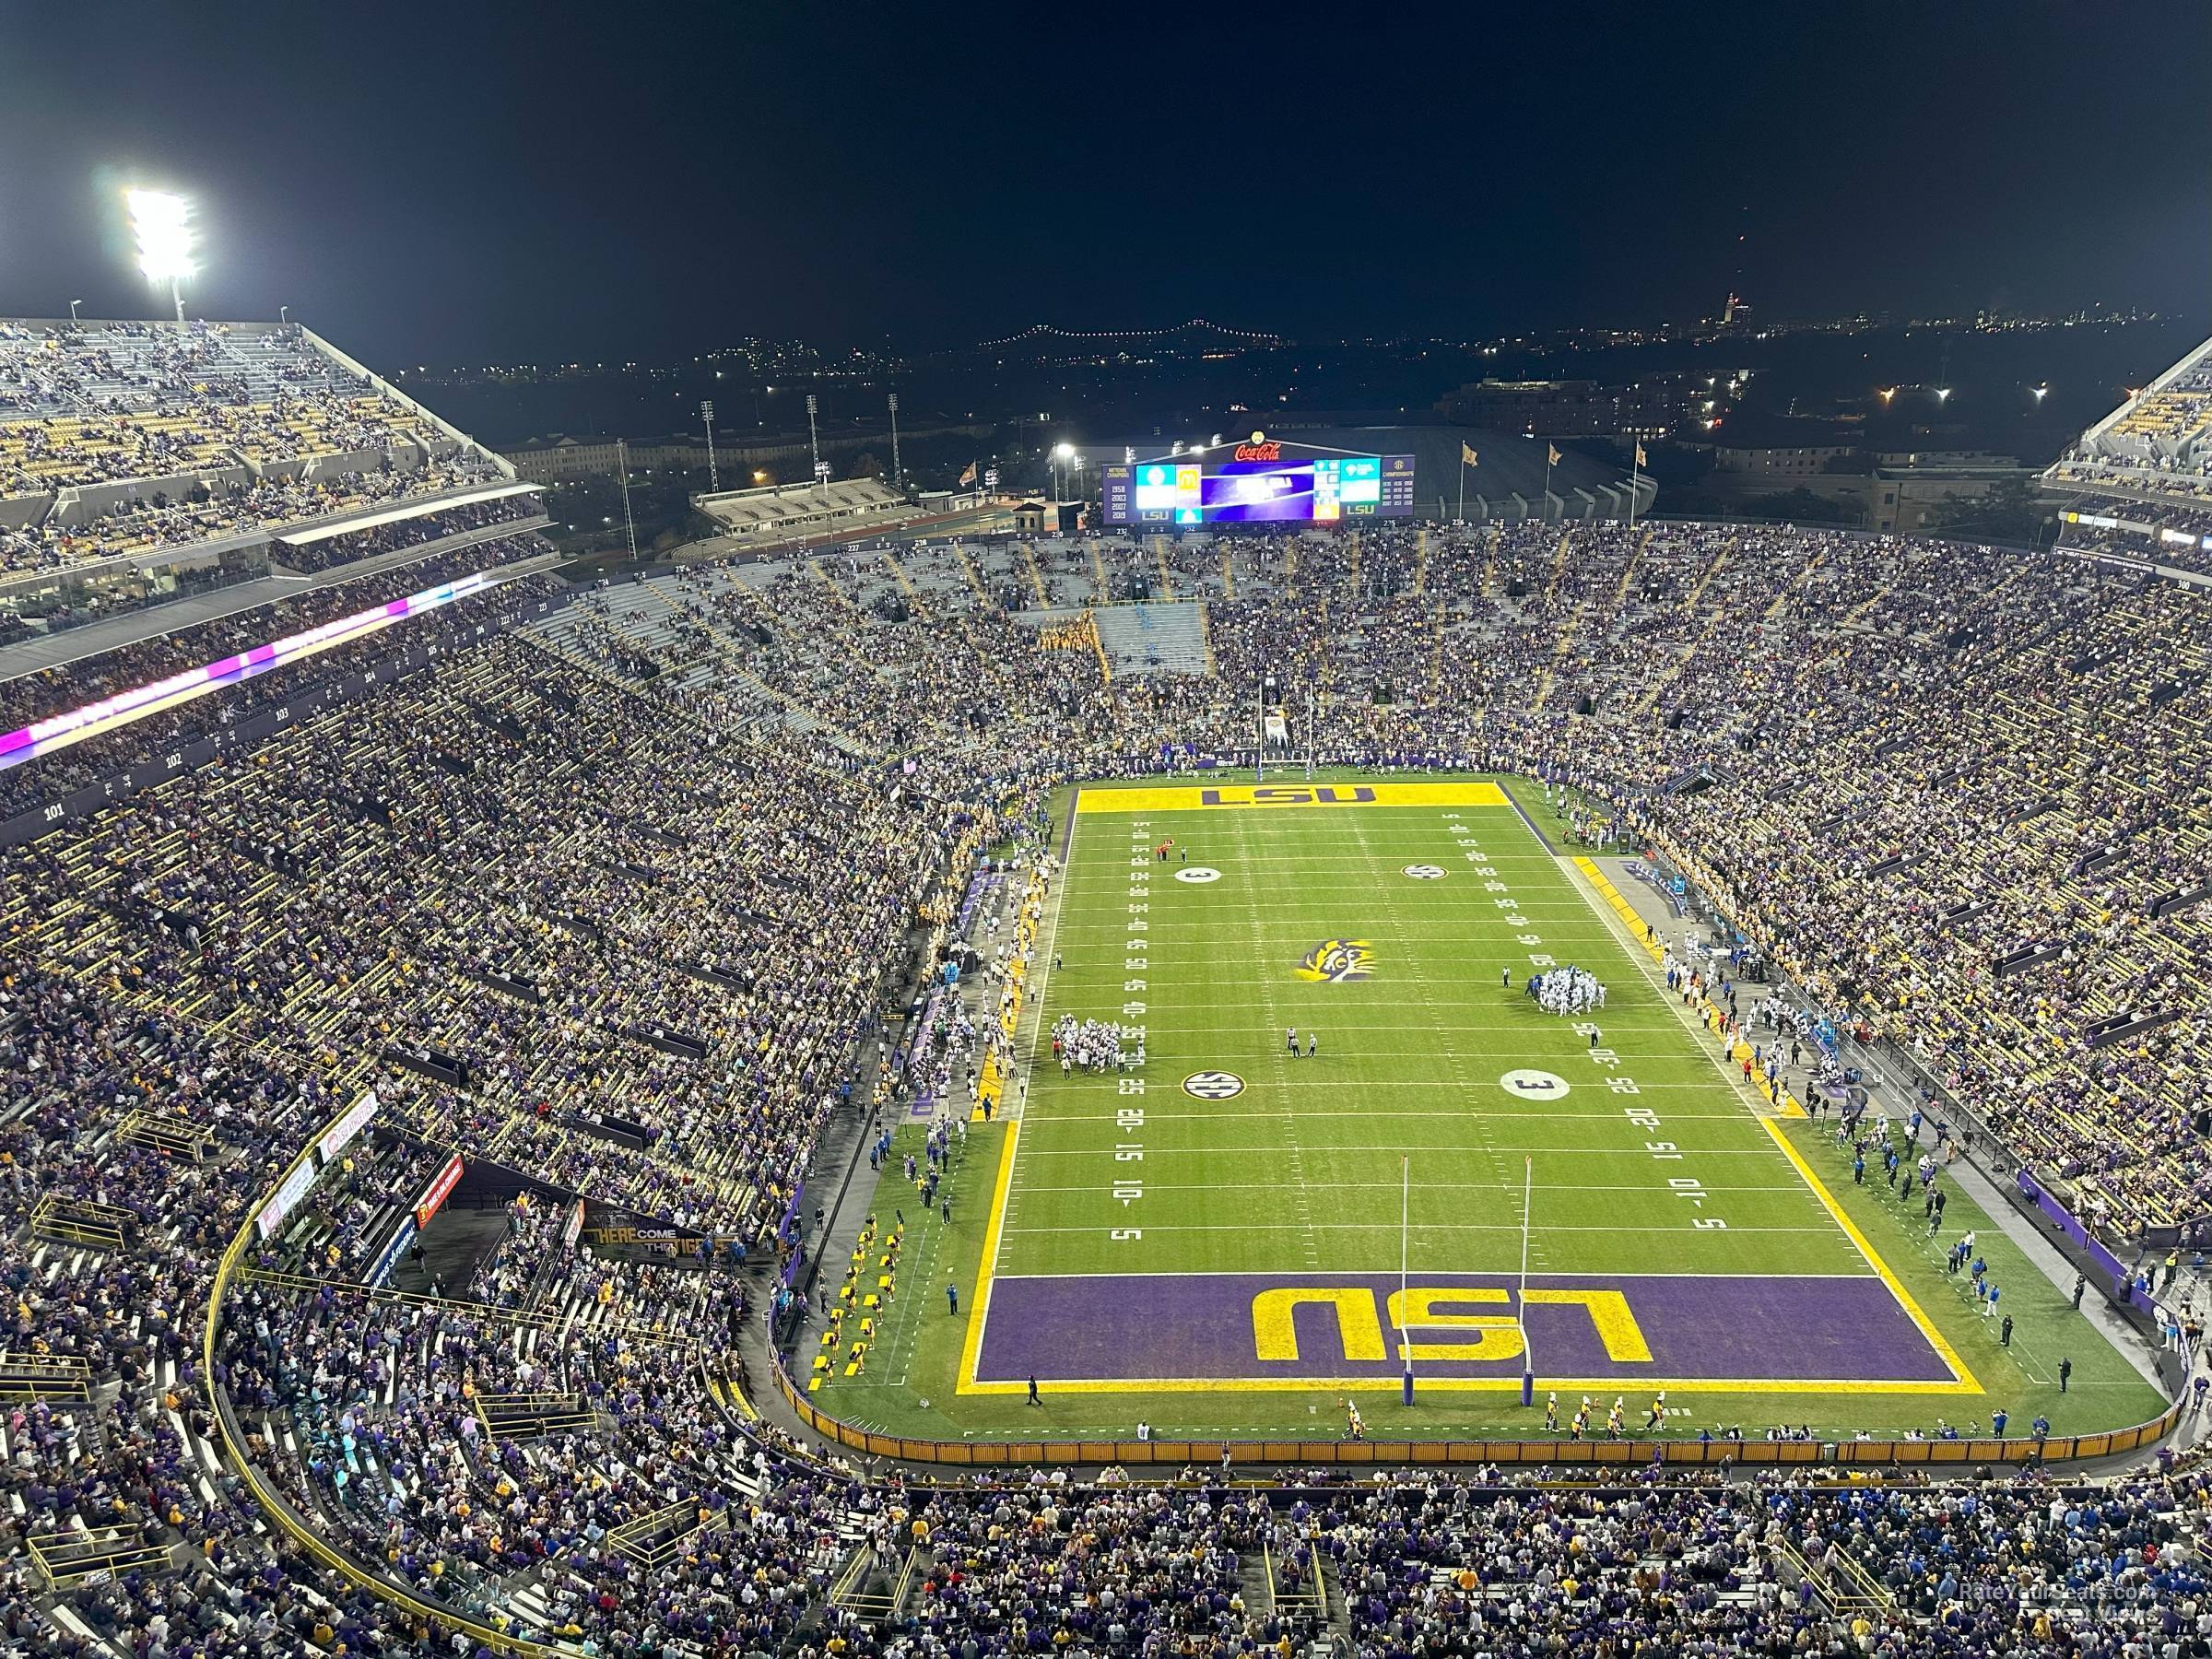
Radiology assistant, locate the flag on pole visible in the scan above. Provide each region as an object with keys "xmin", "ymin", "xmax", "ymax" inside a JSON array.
[
  {"xmin": 1461, "ymin": 442, "xmax": 1478, "ymax": 466},
  {"xmin": 1633, "ymin": 441, "xmax": 1647, "ymax": 468},
  {"xmin": 1547, "ymin": 444, "xmax": 1562, "ymax": 466},
  {"xmin": 958, "ymin": 460, "xmax": 978, "ymax": 487}
]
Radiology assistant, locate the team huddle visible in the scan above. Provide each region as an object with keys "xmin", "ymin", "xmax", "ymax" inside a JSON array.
[
  {"xmin": 1053, "ymin": 1014, "xmax": 1142, "ymax": 1074},
  {"xmin": 1527, "ymin": 964, "xmax": 1607, "ymax": 1016}
]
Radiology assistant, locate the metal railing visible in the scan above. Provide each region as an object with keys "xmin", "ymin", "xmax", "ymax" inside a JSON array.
[
  {"xmin": 0, "ymin": 1353, "xmax": 93, "ymax": 1403},
  {"xmin": 605, "ymin": 1500, "xmax": 710, "ymax": 1570},
  {"xmin": 27, "ymin": 1525, "xmax": 174, "ymax": 1589},
  {"xmin": 1771, "ymin": 1536, "xmax": 1896, "ymax": 1620},
  {"xmin": 29, "ymin": 1194, "xmax": 133, "ymax": 1251},
  {"xmin": 773, "ymin": 1354, "xmax": 2179, "ymax": 1470}
]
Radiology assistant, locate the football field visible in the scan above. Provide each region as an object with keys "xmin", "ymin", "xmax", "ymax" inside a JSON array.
[
  {"xmin": 824, "ymin": 774, "xmax": 2163, "ymax": 1443},
  {"xmin": 966, "ymin": 774, "xmax": 1974, "ymax": 1398}
]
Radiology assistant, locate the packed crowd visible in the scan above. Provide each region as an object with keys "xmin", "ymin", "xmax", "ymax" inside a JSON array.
[
  {"xmin": 524, "ymin": 524, "xmax": 2212, "ymax": 1236},
  {"xmin": 6, "ymin": 507, "xmax": 2212, "ymax": 1653},
  {"xmin": 0, "ymin": 318, "xmax": 508, "ymax": 572},
  {"xmin": 0, "ymin": 536, "xmax": 559, "ymax": 823},
  {"xmin": 0, "ymin": 456, "xmax": 506, "ymax": 575},
  {"xmin": 2049, "ymin": 493, "xmax": 2212, "ymax": 580},
  {"xmin": 273, "ymin": 490, "xmax": 542, "ymax": 576},
  {"xmin": 2046, "ymin": 344, "xmax": 2212, "ymax": 519}
]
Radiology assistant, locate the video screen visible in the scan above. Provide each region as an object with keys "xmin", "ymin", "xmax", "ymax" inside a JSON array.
[{"xmin": 1102, "ymin": 451, "xmax": 1415, "ymax": 525}]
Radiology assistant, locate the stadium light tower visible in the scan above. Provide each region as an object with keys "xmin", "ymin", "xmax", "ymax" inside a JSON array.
[
  {"xmin": 888, "ymin": 393, "xmax": 901, "ymax": 487},
  {"xmin": 806, "ymin": 394, "xmax": 825, "ymax": 487},
  {"xmin": 126, "ymin": 189, "xmax": 195, "ymax": 323},
  {"xmin": 616, "ymin": 441, "xmax": 641, "ymax": 561},
  {"xmin": 700, "ymin": 400, "xmax": 719, "ymax": 492},
  {"xmin": 1053, "ymin": 441, "xmax": 1074, "ymax": 504}
]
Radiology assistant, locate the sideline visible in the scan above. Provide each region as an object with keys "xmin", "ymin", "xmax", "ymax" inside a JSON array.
[{"xmin": 959, "ymin": 787, "xmax": 1083, "ymax": 1390}]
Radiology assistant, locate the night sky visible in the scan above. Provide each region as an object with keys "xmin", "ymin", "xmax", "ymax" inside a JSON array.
[{"xmin": 3, "ymin": 2, "xmax": 2206, "ymax": 364}]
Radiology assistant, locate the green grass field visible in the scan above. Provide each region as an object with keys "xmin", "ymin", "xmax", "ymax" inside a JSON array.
[{"xmin": 816, "ymin": 774, "xmax": 2163, "ymax": 1445}]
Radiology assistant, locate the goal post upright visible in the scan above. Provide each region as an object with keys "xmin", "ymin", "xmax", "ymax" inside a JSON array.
[
  {"xmin": 1399, "ymin": 1153, "xmax": 1414, "ymax": 1405},
  {"xmin": 1520, "ymin": 1154, "xmax": 1536, "ymax": 1407}
]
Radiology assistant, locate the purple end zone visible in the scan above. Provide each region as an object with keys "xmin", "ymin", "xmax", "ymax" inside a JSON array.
[{"xmin": 973, "ymin": 1272, "xmax": 1955, "ymax": 1386}]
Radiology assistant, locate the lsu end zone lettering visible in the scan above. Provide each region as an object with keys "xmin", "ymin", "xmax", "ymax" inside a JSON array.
[
  {"xmin": 962, "ymin": 1272, "xmax": 1975, "ymax": 1394},
  {"xmin": 1076, "ymin": 781, "xmax": 1512, "ymax": 814}
]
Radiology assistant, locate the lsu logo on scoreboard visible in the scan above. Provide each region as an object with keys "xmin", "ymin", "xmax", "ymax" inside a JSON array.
[
  {"xmin": 1198, "ymin": 785, "xmax": 1377, "ymax": 807},
  {"xmin": 1296, "ymin": 938, "xmax": 1375, "ymax": 982}
]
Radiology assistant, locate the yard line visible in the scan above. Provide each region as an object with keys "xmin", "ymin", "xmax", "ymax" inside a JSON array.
[
  {"xmin": 1230, "ymin": 812, "xmax": 1321, "ymax": 1269},
  {"xmin": 1017, "ymin": 1144, "xmax": 1807, "ymax": 1157},
  {"xmin": 1031, "ymin": 1106, "xmax": 1783, "ymax": 1122},
  {"xmin": 1061, "ymin": 908, "xmax": 1626, "ymax": 921},
  {"xmin": 1104, "ymin": 853, "xmax": 1563, "ymax": 864},
  {"xmin": 1065, "ymin": 942, "xmax": 1645, "ymax": 955},
  {"xmin": 1022, "ymin": 1077, "xmax": 1717, "ymax": 1089},
  {"xmin": 988, "ymin": 1266, "xmax": 1880, "ymax": 1280},
  {"xmin": 1084, "ymin": 863, "xmax": 1566, "ymax": 876},
  {"xmin": 1348, "ymin": 802, "xmax": 1534, "ymax": 1263},
  {"xmin": 1112, "ymin": 1018, "xmax": 1688, "ymax": 1033},
  {"xmin": 1011, "ymin": 1180, "xmax": 1822, "ymax": 1194},
  {"xmin": 999, "ymin": 1221, "xmax": 1848, "ymax": 1236}
]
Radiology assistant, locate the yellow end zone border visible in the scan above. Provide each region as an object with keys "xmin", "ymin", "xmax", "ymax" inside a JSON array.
[
  {"xmin": 951, "ymin": 786, "xmax": 1979, "ymax": 1400},
  {"xmin": 1075, "ymin": 781, "xmax": 1511, "ymax": 813},
  {"xmin": 958, "ymin": 1117, "xmax": 1021, "ymax": 1391},
  {"xmin": 1756, "ymin": 1115, "xmax": 1981, "ymax": 1395},
  {"xmin": 1570, "ymin": 856, "xmax": 1806, "ymax": 1120}
]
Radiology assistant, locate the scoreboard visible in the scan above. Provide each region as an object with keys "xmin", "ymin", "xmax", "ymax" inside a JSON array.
[{"xmin": 1101, "ymin": 441, "xmax": 1416, "ymax": 526}]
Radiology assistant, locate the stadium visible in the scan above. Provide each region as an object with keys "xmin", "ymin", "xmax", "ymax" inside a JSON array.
[{"xmin": 1, "ymin": 292, "xmax": 2207, "ymax": 1656}]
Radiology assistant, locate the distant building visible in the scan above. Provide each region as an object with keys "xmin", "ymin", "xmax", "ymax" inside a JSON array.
[
  {"xmin": 1873, "ymin": 449, "xmax": 2021, "ymax": 470},
  {"xmin": 1012, "ymin": 500, "xmax": 1082, "ymax": 535},
  {"xmin": 1432, "ymin": 378, "xmax": 1686, "ymax": 439},
  {"xmin": 507, "ymin": 436, "xmax": 734, "ymax": 483},
  {"xmin": 1712, "ymin": 441, "xmax": 1856, "ymax": 477},
  {"xmin": 508, "ymin": 435, "xmax": 629, "ymax": 481},
  {"xmin": 508, "ymin": 424, "xmax": 992, "ymax": 485},
  {"xmin": 1845, "ymin": 465, "xmax": 2032, "ymax": 535},
  {"xmin": 1692, "ymin": 429, "xmax": 2035, "ymax": 533}
]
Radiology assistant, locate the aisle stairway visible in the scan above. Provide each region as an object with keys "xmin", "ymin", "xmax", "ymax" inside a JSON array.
[{"xmin": 1092, "ymin": 601, "xmax": 1211, "ymax": 676}]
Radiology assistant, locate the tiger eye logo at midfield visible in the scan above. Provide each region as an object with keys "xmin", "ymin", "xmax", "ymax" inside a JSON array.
[{"xmin": 1295, "ymin": 938, "xmax": 1375, "ymax": 982}]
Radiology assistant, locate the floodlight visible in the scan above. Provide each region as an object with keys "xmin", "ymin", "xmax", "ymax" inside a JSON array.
[
  {"xmin": 126, "ymin": 189, "xmax": 195, "ymax": 320},
  {"xmin": 1053, "ymin": 442, "xmax": 1074, "ymax": 459}
]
